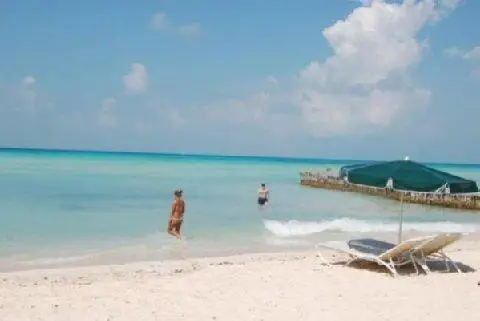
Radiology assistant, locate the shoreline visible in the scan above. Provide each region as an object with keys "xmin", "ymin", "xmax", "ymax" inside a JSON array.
[
  {"xmin": 1, "ymin": 251, "xmax": 314, "ymax": 279},
  {"xmin": 1, "ymin": 240, "xmax": 479, "ymax": 321},
  {"xmin": 0, "ymin": 249, "xmax": 312, "ymax": 275},
  {"xmin": 2, "ymin": 232, "xmax": 480, "ymax": 273},
  {"xmin": 2, "ymin": 238, "xmax": 479, "ymax": 278}
]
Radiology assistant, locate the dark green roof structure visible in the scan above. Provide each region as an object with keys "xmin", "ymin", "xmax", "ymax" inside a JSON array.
[
  {"xmin": 339, "ymin": 160, "xmax": 479, "ymax": 194},
  {"xmin": 339, "ymin": 161, "xmax": 378, "ymax": 178}
]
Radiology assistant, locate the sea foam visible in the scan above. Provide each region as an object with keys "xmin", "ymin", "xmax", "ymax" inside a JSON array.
[{"xmin": 263, "ymin": 218, "xmax": 479, "ymax": 237}]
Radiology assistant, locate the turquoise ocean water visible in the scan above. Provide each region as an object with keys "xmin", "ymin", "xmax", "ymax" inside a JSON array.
[{"xmin": 1, "ymin": 148, "xmax": 479, "ymax": 271}]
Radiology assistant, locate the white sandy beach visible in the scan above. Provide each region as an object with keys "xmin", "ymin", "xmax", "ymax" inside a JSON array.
[{"xmin": 1, "ymin": 240, "xmax": 479, "ymax": 321}]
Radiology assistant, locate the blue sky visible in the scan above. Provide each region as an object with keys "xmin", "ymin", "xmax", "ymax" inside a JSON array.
[{"xmin": 0, "ymin": 0, "xmax": 479, "ymax": 163}]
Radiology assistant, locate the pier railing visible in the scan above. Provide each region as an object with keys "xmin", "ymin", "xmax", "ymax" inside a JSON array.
[{"xmin": 299, "ymin": 172, "xmax": 480, "ymax": 210}]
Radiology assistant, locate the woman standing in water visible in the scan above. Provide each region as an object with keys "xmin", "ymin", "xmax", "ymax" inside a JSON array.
[
  {"xmin": 257, "ymin": 183, "xmax": 269, "ymax": 207},
  {"xmin": 167, "ymin": 189, "xmax": 185, "ymax": 239}
]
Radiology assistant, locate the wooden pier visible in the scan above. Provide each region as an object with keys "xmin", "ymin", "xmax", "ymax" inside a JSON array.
[{"xmin": 300, "ymin": 172, "xmax": 480, "ymax": 210}]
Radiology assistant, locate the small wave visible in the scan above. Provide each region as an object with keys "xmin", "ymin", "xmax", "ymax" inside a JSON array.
[
  {"xmin": 263, "ymin": 218, "xmax": 479, "ymax": 237},
  {"xmin": 19, "ymin": 254, "xmax": 96, "ymax": 266}
]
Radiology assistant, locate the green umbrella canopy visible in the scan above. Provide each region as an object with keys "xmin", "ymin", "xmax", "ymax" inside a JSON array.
[{"xmin": 340, "ymin": 160, "xmax": 478, "ymax": 194}]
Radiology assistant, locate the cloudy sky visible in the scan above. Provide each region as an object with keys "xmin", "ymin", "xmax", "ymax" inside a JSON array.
[{"xmin": 0, "ymin": 0, "xmax": 478, "ymax": 163}]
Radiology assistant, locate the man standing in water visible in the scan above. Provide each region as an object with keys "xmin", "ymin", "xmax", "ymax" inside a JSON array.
[
  {"xmin": 167, "ymin": 189, "xmax": 185, "ymax": 239},
  {"xmin": 257, "ymin": 183, "xmax": 269, "ymax": 207}
]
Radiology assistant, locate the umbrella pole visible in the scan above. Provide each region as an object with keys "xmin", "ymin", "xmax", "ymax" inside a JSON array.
[{"xmin": 398, "ymin": 192, "xmax": 404, "ymax": 244}]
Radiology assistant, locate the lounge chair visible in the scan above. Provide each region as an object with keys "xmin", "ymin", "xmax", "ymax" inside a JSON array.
[
  {"xmin": 315, "ymin": 236, "xmax": 434, "ymax": 277},
  {"xmin": 411, "ymin": 233, "xmax": 462, "ymax": 274}
]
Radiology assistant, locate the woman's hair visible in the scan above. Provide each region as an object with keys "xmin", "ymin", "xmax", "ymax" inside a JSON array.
[{"xmin": 174, "ymin": 189, "xmax": 183, "ymax": 197}]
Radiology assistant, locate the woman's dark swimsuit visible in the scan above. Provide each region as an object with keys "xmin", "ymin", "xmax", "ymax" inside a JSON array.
[{"xmin": 257, "ymin": 197, "xmax": 268, "ymax": 205}]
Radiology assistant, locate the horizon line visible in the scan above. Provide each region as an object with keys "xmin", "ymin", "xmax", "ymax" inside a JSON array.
[{"xmin": 0, "ymin": 146, "xmax": 478, "ymax": 167}]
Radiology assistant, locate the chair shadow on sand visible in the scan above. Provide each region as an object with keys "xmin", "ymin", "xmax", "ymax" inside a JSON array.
[{"xmin": 329, "ymin": 238, "xmax": 476, "ymax": 276}]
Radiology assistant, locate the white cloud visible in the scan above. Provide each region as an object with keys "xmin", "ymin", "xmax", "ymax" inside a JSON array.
[
  {"xmin": 444, "ymin": 46, "xmax": 463, "ymax": 57},
  {"xmin": 152, "ymin": 11, "xmax": 166, "ymax": 29},
  {"xmin": 471, "ymin": 68, "xmax": 480, "ymax": 79},
  {"xmin": 440, "ymin": 0, "xmax": 463, "ymax": 10},
  {"xmin": 445, "ymin": 46, "xmax": 480, "ymax": 61},
  {"xmin": 22, "ymin": 75, "xmax": 36, "ymax": 86},
  {"xmin": 289, "ymin": 0, "xmax": 458, "ymax": 137},
  {"xmin": 299, "ymin": 1, "xmax": 438, "ymax": 87},
  {"xmin": 0, "ymin": 75, "xmax": 55, "ymax": 113},
  {"xmin": 123, "ymin": 63, "xmax": 148, "ymax": 94},
  {"xmin": 445, "ymin": 45, "xmax": 480, "ymax": 79},
  {"xmin": 177, "ymin": 23, "xmax": 202, "ymax": 37},
  {"xmin": 266, "ymin": 75, "xmax": 278, "ymax": 86},
  {"xmin": 151, "ymin": 11, "xmax": 202, "ymax": 37},
  {"xmin": 462, "ymin": 47, "xmax": 480, "ymax": 60},
  {"xmin": 98, "ymin": 97, "xmax": 117, "ymax": 127},
  {"xmin": 168, "ymin": 0, "xmax": 456, "ymax": 139},
  {"xmin": 293, "ymin": 87, "xmax": 431, "ymax": 137},
  {"xmin": 19, "ymin": 75, "xmax": 38, "ymax": 111}
]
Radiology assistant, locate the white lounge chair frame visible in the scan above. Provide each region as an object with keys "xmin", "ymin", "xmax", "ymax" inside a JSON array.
[
  {"xmin": 316, "ymin": 233, "xmax": 463, "ymax": 277},
  {"xmin": 315, "ymin": 237, "xmax": 428, "ymax": 277},
  {"xmin": 411, "ymin": 233, "xmax": 462, "ymax": 274}
]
